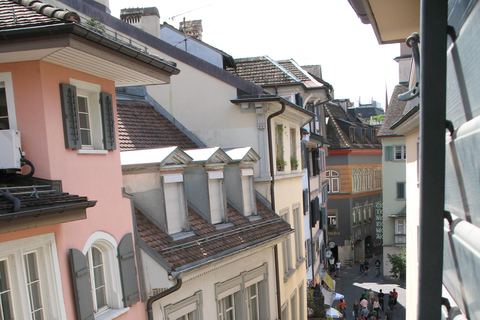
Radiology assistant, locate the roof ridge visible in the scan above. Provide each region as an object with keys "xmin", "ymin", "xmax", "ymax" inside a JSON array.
[{"xmin": 11, "ymin": 0, "xmax": 80, "ymax": 22}]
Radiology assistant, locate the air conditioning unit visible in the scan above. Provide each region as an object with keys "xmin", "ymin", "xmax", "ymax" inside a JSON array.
[{"xmin": 0, "ymin": 129, "xmax": 22, "ymax": 170}]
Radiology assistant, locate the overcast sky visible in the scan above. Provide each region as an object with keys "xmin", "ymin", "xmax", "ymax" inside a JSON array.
[{"xmin": 110, "ymin": 0, "xmax": 400, "ymax": 109}]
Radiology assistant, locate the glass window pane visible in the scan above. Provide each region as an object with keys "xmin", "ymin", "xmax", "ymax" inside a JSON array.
[
  {"xmin": 95, "ymin": 287, "xmax": 107, "ymax": 309},
  {"xmin": 78, "ymin": 96, "xmax": 88, "ymax": 113},
  {"xmin": 30, "ymin": 282, "xmax": 42, "ymax": 310},
  {"xmin": 25, "ymin": 253, "xmax": 40, "ymax": 282},
  {"xmin": 94, "ymin": 267, "xmax": 105, "ymax": 287},
  {"xmin": 34, "ymin": 309, "xmax": 43, "ymax": 320},
  {"xmin": 81, "ymin": 129, "xmax": 91, "ymax": 146},
  {"xmin": 92, "ymin": 247, "xmax": 103, "ymax": 267},
  {"xmin": 0, "ymin": 261, "xmax": 9, "ymax": 292},
  {"xmin": 79, "ymin": 113, "xmax": 90, "ymax": 129},
  {"xmin": 1, "ymin": 292, "xmax": 13, "ymax": 320}
]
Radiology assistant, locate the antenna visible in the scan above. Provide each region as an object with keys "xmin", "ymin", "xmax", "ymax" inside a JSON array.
[{"xmin": 169, "ymin": 3, "xmax": 212, "ymax": 22}]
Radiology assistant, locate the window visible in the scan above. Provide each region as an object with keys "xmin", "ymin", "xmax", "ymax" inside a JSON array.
[
  {"xmin": 293, "ymin": 205, "xmax": 304, "ymax": 263},
  {"xmin": 363, "ymin": 168, "xmax": 367, "ymax": 190},
  {"xmin": 394, "ymin": 146, "xmax": 407, "ymax": 160},
  {"xmin": 369, "ymin": 204, "xmax": 373, "ymax": 219},
  {"xmin": 357, "ymin": 207, "xmax": 362, "ymax": 224},
  {"xmin": 0, "ymin": 234, "xmax": 66, "ymax": 320},
  {"xmin": 371, "ymin": 128, "xmax": 377, "ymax": 142},
  {"xmin": 395, "ymin": 219, "xmax": 406, "ymax": 234},
  {"xmin": 275, "ymin": 124, "xmax": 285, "ymax": 170},
  {"xmin": 357, "ymin": 169, "xmax": 362, "ymax": 191},
  {"xmin": 290, "ymin": 128, "xmax": 298, "ymax": 170},
  {"xmin": 59, "ymin": 80, "xmax": 115, "ymax": 151},
  {"xmin": 290, "ymin": 290, "xmax": 298, "ymax": 320},
  {"xmin": 326, "ymin": 170, "xmax": 339, "ymax": 193},
  {"xmin": 241, "ymin": 169, "xmax": 256, "ymax": 217},
  {"xmin": 70, "ymin": 232, "xmax": 139, "ymax": 320},
  {"xmin": 163, "ymin": 173, "xmax": 189, "ymax": 234},
  {"xmin": 311, "ymin": 149, "xmax": 320, "ymax": 176},
  {"xmin": 327, "ymin": 210, "xmax": 337, "ymax": 229},
  {"xmin": 0, "ymin": 73, "xmax": 16, "ymax": 130},
  {"xmin": 299, "ymin": 283, "xmax": 305, "ymax": 320},
  {"xmin": 374, "ymin": 168, "xmax": 382, "ymax": 188},
  {"xmin": 361, "ymin": 127, "xmax": 366, "ymax": 143},
  {"xmin": 368, "ymin": 168, "xmax": 373, "ymax": 189},
  {"xmin": 349, "ymin": 127, "xmax": 356, "ymax": 142},
  {"xmin": 164, "ymin": 291, "xmax": 202, "ymax": 320},
  {"xmin": 215, "ymin": 265, "xmax": 268, "ymax": 320},
  {"xmin": 208, "ymin": 171, "xmax": 226, "ymax": 224},
  {"xmin": 364, "ymin": 205, "xmax": 368, "ymax": 221},
  {"xmin": 396, "ymin": 181, "xmax": 406, "ymax": 200},
  {"xmin": 281, "ymin": 210, "xmax": 294, "ymax": 277},
  {"xmin": 352, "ymin": 168, "xmax": 356, "ymax": 192},
  {"xmin": 352, "ymin": 208, "xmax": 356, "ymax": 225}
]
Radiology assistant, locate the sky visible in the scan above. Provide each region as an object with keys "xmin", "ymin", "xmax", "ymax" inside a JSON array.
[{"xmin": 109, "ymin": 0, "xmax": 400, "ymax": 109}]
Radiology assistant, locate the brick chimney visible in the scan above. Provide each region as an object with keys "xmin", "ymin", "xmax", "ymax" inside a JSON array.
[
  {"xmin": 179, "ymin": 20, "xmax": 203, "ymax": 40},
  {"xmin": 120, "ymin": 7, "xmax": 161, "ymax": 38}
]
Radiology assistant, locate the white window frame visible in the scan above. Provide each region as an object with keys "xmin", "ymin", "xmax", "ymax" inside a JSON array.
[
  {"xmin": 208, "ymin": 171, "xmax": 226, "ymax": 224},
  {"xmin": 394, "ymin": 145, "xmax": 406, "ymax": 160},
  {"xmin": 374, "ymin": 168, "xmax": 382, "ymax": 188},
  {"xmin": 280, "ymin": 209, "xmax": 294, "ymax": 277},
  {"xmin": 293, "ymin": 204, "xmax": 304, "ymax": 263},
  {"xmin": 395, "ymin": 219, "xmax": 406, "ymax": 235},
  {"xmin": 0, "ymin": 234, "xmax": 67, "ymax": 320},
  {"xmin": 82, "ymin": 232, "xmax": 127, "ymax": 320},
  {"xmin": 164, "ymin": 291, "xmax": 203, "ymax": 320},
  {"xmin": 241, "ymin": 169, "xmax": 256, "ymax": 217},
  {"xmin": 162, "ymin": 173, "xmax": 188, "ymax": 235},
  {"xmin": 327, "ymin": 170, "xmax": 339, "ymax": 193},
  {"xmin": 290, "ymin": 289, "xmax": 298, "ymax": 320},
  {"xmin": 327, "ymin": 210, "xmax": 337, "ymax": 227},
  {"xmin": 70, "ymin": 79, "xmax": 107, "ymax": 154},
  {"xmin": 0, "ymin": 72, "xmax": 17, "ymax": 130},
  {"xmin": 352, "ymin": 168, "xmax": 356, "ymax": 192}
]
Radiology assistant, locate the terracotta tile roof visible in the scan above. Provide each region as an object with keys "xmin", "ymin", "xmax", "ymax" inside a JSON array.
[
  {"xmin": 117, "ymin": 100, "xmax": 199, "ymax": 151},
  {"xmin": 135, "ymin": 199, "xmax": 291, "ymax": 270},
  {"xmin": 378, "ymin": 85, "xmax": 409, "ymax": 137},
  {"xmin": 226, "ymin": 56, "xmax": 300, "ymax": 86},
  {"xmin": 277, "ymin": 60, "xmax": 311, "ymax": 82},
  {"xmin": 0, "ymin": 0, "xmax": 79, "ymax": 30},
  {"xmin": 0, "ymin": 176, "xmax": 96, "ymax": 220}
]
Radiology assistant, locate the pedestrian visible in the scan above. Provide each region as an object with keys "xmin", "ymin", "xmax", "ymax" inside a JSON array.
[
  {"xmin": 388, "ymin": 292, "xmax": 395, "ymax": 311},
  {"xmin": 335, "ymin": 260, "xmax": 342, "ymax": 278},
  {"xmin": 353, "ymin": 300, "xmax": 360, "ymax": 320},
  {"xmin": 392, "ymin": 288, "xmax": 398, "ymax": 308},
  {"xmin": 360, "ymin": 257, "xmax": 365, "ymax": 273},
  {"xmin": 312, "ymin": 274, "xmax": 321, "ymax": 300},
  {"xmin": 373, "ymin": 298, "xmax": 380, "ymax": 316},
  {"xmin": 369, "ymin": 288, "xmax": 375, "ymax": 305},
  {"xmin": 329, "ymin": 258, "xmax": 336, "ymax": 275},
  {"xmin": 360, "ymin": 296, "xmax": 369, "ymax": 309},
  {"xmin": 336, "ymin": 298, "xmax": 347, "ymax": 319},
  {"xmin": 375, "ymin": 258, "xmax": 381, "ymax": 276},
  {"xmin": 378, "ymin": 289, "xmax": 385, "ymax": 311},
  {"xmin": 363, "ymin": 289, "xmax": 370, "ymax": 301},
  {"xmin": 364, "ymin": 259, "xmax": 370, "ymax": 275},
  {"xmin": 361, "ymin": 305, "xmax": 370, "ymax": 319},
  {"xmin": 385, "ymin": 307, "xmax": 393, "ymax": 320}
]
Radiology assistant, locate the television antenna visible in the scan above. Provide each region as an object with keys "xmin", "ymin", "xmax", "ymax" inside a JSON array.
[{"xmin": 168, "ymin": 4, "xmax": 212, "ymax": 22}]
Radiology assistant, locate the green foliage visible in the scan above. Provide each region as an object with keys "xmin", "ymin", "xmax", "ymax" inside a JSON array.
[
  {"xmin": 86, "ymin": 18, "xmax": 106, "ymax": 33},
  {"xmin": 276, "ymin": 157, "xmax": 287, "ymax": 167},
  {"xmin": 387, "ymin": 246, "xmax": 406, "ymax": 280},
  {"xmin": 370, "ymin": 114, "xmax": 385, "ymax": 124},
  {"xmin": 290, "ymin": 156, "xmax": 298, "ymax": 170}
]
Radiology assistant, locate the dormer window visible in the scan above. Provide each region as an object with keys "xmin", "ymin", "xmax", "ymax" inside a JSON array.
[
  {"xmin": 349, "ymin": 127, "xmax": 356, "ymax": 143},
  {"xmin": 361, "ymin": 127, "xmax": 367, "ymax": 143},
  {"xmin": 241, "ymin": 168, "xmax": 256, "ymax": 217},
  {"xmin": 163, "ymin": 173, "xmax": 188, "ymax": 234},
  {"xmin": 207, "ymin": 171, "xmax": 227, "ymax": 224}
]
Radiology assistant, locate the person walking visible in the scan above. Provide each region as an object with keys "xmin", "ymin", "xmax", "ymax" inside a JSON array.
[
  {"xmin": 335, "ymin": 260, "xmax": 342, "ymax": 278},
  {"xmin": 336, "ymin": 299, "xmax": 347, "ymax": 319},
  {"xmin": 353, "ymin": 300, "xmax": 360, "ymax": 320},
  {"xmin": 385, "ymin": 307, "xmax": 393, "ymax": 320},
  {"xmin": 388, "ymin": 292, "xmax": 395, "ymax": 311},
  {"xmin": 392, "ymin": 288, "xmax": 398, "ymax": 308},
  {"xmin": 369, "ymin": 289, "xmax": 375, "ymax": 305},
  {"xmin": 360, "ymin": 257, "xmax": 365, "ymax": 273},
  {"xmin": 378, "ymin": 289, "xmax": 385, "ymax": 311},
  {"xmin": 373, "ymin": 298, "xmax": 381, "ymax": 316},
  {"xmin": 364, "ymin": 259, "xmax": 370, "ymax": 275}
]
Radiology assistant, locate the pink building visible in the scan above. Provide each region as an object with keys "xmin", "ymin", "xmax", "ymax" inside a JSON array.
[{"xmin": 0, "ymin": 1, "xmax": 178, "ymax": 319}]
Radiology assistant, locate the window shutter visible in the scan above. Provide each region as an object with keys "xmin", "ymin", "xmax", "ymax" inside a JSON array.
[
  {"xmin": 321, "ymin": 207, "xmax": 327, "ymax": 229},
  {"xmin": 295, "ymin": 93, "xmax": 303, "ymax": 106},
  {"xmin": 118, "ymin": 233, "xmax": 140, "ymax": 307},
  {"xmin": 384, "ymin": 146, "xmax": 394, "ymax": 161},
  {"xmin": 396, "ymin": 182, "xmax": 405, "ymax": 199},
  {"xmin": 100, "ymin": 92, "xmax": 116, "ymax": 150},
  {"xmin": 303, "ymin": 189, "xmax": 309, "ymax": 215},
  {"xmin": 60, "ymin": 84, "xmax": 82, "ymax": 149},
  {"xmin": 69, "ymin": 248, "xmax": 94, "ymax": 320}
]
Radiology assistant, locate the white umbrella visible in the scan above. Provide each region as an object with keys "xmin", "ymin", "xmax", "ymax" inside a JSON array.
[
  {"xmin": 325, "ymin": 307, "xmax": 343, "ymax": 318},
  {"xmin": 334, "ymin": 292, "xmax": 344, "ymax": 300}
]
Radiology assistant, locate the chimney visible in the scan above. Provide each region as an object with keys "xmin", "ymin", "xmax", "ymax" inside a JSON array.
[
  {"xmin": 179, "ymin": 20, "xmax": 203, "ymax": 40},
  {"xmin": 120, "ymin": 7, "xmax": 161, "ymax": 38}
]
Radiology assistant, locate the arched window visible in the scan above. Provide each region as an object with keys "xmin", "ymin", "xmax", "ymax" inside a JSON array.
[
  {"xmin": 368, "ymin": 168, "xmax": 373, "ymax": 189},
  {"xmin": 352, "ymin": 169, "xmax": 356, "ymax": 192},
  {"xmin": 357, "ymin": 169, "xmax": 362, "ymax": 191},
  {"xmin": 363, "ymin": 168, "xmax": 367, "ymax": 190}
]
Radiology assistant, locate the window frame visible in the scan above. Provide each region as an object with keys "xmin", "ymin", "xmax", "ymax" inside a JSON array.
[
  {"xmin": 395, "ymin": 218, "xmax": 406, "ymax": 235},
  {"xmin": 0, "ymin": 72, "xmax": 17, "ymax": 130},
  {"xmin": 0, "ymin": 234, "xmax": 67, "ymax": 320},
  {"xmin": 162, "ymin": 173, "xmax": 189, "ymax": 235},
  {"xmin": 396, "ymin": 181, "xmax": 406, "ymax": 200},
  {"xmin": 280, "ymin": 209, "xmax": 294, "ymax": 278},
  {"xmin": 241, "ymin": 169, "xmax": 257, "ymax": 217},
  {"xmin": 394, "ymin": 145, "xmax": 407, "ymax": 160},
  {"xmin": 164, "ymin": 291, "xmax": 203, "ymax": 320},
  {"xmin": 207, "ymin": 171, "xmax": 227, "ymax": 224},
  {"xmin": 293, "ymin": 204, "xmax": 304, "ymax": 264}
]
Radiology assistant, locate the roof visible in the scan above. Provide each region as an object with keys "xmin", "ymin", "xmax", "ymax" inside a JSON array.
[
  {"xmin": 0, "ymin": 0, "xmax": 80, "ymax": 29},
  {"xmin": 378, "ymin": 85, "xmax": 409, "ymax": 137},
  {"xmin": 325, "ymin": 102, "xmax": 381, "ymax": 149},
  {"xmin": 117, "ymin": 100, "xmax": 199, "ymax": 151},
  {"xmin": 0, "ymin": 175, "xmax": 96, "ymax": 222},
  {"xmin": 227, "ymin": 56, "xmax": 300, "ymax": 86},
  {"xmin": 135, "ymin": 199, "xmax": 291, "ymax": 271}
]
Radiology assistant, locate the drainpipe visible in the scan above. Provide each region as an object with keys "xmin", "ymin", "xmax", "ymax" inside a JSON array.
[
  {"xmin": 266, "ymin": 101, "xmax": 286, "ymax": 319},
  {"xmin": 146, "ymin": 277, "xmax": 182, "ymax": 320},
  {"xmin": 417, "ymin": 1, "xmax": 447, "ymax": 319}
]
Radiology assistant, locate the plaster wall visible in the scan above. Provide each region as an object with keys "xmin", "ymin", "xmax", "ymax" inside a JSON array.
[
  {"xmin": 0, "ymin": 61, "xmax": 143, "ymax": 319},
  {"xmin": 405, "ymin": 130, "xmax": 419, "ymax": 320}
]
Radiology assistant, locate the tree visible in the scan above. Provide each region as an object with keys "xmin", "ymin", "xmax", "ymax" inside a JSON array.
[{"xmin": 387, "ymin": 246, "xmax": 406, "ymax": 280}]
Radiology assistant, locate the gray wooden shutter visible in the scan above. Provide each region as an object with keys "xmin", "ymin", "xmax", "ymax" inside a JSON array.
[
  {"xmin": 69, "ymin": 248, "xmax": 94, "ymax": 320},
  {"xmin": 100, "ymin": 92, "xmax": 116, "ymax": 150},
  {"xmin": 60, "ymin": 84, "xmax": 82, "ymax": 149},
  {"xmin": 118, "ymin": 233, "xmax": 140, "ymax": 307},
  {"xmin": 303, "ymin": 189, "xmax": 309, "ymax": 215},
  {"xmin": 384, "ymin": 146, "xmax": 394, "ymax": 161}
]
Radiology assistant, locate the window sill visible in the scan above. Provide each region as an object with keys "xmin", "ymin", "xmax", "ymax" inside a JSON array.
[
  {"xmin": 95, "ymin": 307, "xmax": 129, "ymax": 320},
  {"xmin": 274, "ymin": 171, "xmax": 305, "ymax": 180},
  {"xmin": 283, "ymin": 268, "xmax": 296, "ymax": 282},
  {"xmin": 296, "ymin": 257, "xmax": 306, "ymax": 268},
  {"xmin": 77, "ymin": 149, "xmax": 109, "ymax": 155}
]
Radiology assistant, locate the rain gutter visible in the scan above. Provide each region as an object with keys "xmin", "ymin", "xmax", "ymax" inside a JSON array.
[{"xmin": 146, "ymin": 278, "xmax": 182, "ymax": 320}]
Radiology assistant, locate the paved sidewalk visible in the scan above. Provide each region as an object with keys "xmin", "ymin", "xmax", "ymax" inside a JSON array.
[{"xmin": 320, "ymin": 254, "xmax": 406, "ymax": 320}]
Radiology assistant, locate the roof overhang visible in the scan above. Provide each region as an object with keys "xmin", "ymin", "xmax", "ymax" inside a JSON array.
[
  {"xmin": 348, "ymin": 0, "xmax": 420, "ymax": 44},
  {"xmin": 390, "ymin": 106, "xmax": 420, "ymax": 135},
  {"xmin": 0, "ymin": 23, "xmax": 180, "ymax": 86},
  {"xmin": 121, "ymin": 147, "xmax": 193, "ymax": 173},
  {"xmin": 223, "ymin": 147, "xmax": 261, "ymax": 163}
]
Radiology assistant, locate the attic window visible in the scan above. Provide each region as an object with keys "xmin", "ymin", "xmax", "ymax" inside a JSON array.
[
  {"xmin": 163, "ymin": 173, "xmax": 188, "ymax": 234},
  {"xmin": 371, "ymin": 128, "xmax": 377, "ymax": 142},
  {"xmin": 207, "ymin": 171, "xmax": 226, "ymax": 224},
  {"xmin": 361, "ymin": 128, "xmax": 367, "ymax": 143},
  {"xmin": 241, "ymin": 169, "xmax": 256, "ymax": 217},
  {"xmin": 349, "ymin": 127, "xmax": 355, "ymax": 143}
]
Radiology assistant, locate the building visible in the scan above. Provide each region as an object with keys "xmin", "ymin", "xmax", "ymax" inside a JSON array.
[
  {"xmin": 323, "ymin": 100, "xmax": 383, "ymax": 265},
  {"xmin": 0, "ymin": 0, "xmax": 179, "ymax": 319}
]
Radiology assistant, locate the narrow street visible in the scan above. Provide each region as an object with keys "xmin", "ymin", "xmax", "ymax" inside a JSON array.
[{"xmin": 326, "ymin": 254, "xmax": 406, "ymax": 320}]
